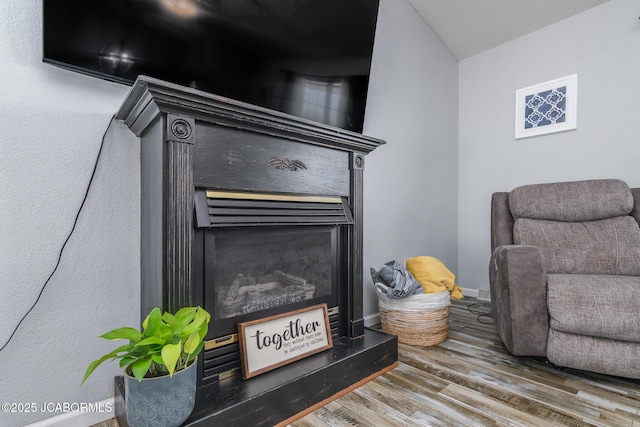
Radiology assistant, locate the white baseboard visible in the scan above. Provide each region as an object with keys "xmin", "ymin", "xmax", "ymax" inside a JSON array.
[
  {"xmin": 460, "ymin": 287, "xmax": 492, "ymax": 301},
  {"xmin": 25, "ymin": 398, "xmax": 114, "ymax": 427},
  {"xmin": 477, "ymin": 289, "xmax": 491, "ymax": 301},
  {"xmin": 364, "ymin": 312, "xmax": 381, "ymax": 327},
  {"xmin": 461, "ymin": 287, "xmax": 479, "ymax": 299}
]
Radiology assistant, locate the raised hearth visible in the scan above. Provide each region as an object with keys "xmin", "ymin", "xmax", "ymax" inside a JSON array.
[
  {"xmin": 115, "ymin": 330, "xmax": 397, "ymax": 426},
  {"xmin": 109, "ymin": 76, "xmax": 394, "ymax": 425}
]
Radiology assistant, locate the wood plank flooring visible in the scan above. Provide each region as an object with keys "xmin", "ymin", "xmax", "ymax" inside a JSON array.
[
  {"xmin": 288, "ymin": 298, "xmax": 640, "ymax": 427},
  {"xmin": 93, "ymin": 297, "xmax": 640, "ymax": 427}
]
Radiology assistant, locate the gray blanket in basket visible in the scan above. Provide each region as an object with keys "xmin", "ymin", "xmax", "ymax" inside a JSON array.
[{"xmin": 371, "ymin": 260, "xmax": 423, "ymax": 299}]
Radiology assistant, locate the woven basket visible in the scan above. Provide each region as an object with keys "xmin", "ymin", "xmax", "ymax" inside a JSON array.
[{"xmin": 376, "ymin": 284, "xmax": 450, "ymax": 346}]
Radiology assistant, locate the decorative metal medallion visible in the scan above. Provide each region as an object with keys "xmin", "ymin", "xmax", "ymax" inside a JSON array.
[
  {"xmin": 170, "ymin": 119, "xmax": 193, "ymax": 140},
  {"xmin": 267, "ymin": 157, "xmax": 307, "ymax": 171}
]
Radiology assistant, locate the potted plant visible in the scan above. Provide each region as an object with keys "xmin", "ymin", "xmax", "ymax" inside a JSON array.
[{"xmin": 82, "ymin": 306, "xmax": 210, "ymax": 427}]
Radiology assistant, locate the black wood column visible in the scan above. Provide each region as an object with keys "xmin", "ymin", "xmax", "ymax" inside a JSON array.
[
  {"xmin": 348, "ymin": 153, "xmax": 366, "ymax": 339},
  {"xmin": 163, "ymin": 115, "xmax": 195, "ymax": 312}
]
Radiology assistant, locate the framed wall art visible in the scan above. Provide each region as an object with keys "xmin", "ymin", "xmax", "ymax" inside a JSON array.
[{"xmin": 515, "ymin": 74, "xmax": 578, "ymax": 139}]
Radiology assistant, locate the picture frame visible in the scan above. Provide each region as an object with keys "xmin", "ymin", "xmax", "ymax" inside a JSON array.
[
  {"xmin": 237, "ymin": 303, "xmax": 333, "ymax": 379},
  {"xmin": 515, "ymin": 74, "xmax": 578, "ymax": 139}
]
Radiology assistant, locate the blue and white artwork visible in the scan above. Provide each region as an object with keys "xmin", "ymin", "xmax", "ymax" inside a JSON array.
[
  {"xmin": 524, "ymin": 86, "xmax": 566, "ymax": 129},
  {"xmin": 515, "ymin": 74, "xmax": 577, "ymax": 139}
]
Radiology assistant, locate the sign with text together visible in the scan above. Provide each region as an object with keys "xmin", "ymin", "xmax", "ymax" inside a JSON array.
[{"xmin": 238, "ymin": 304, "xmax": 333, "ymax": 379}]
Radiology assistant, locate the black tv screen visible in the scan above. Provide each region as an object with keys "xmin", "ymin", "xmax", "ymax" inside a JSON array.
[{"xmin": 43, "ymin": 0, "xmax": 380, "ymax": 133}]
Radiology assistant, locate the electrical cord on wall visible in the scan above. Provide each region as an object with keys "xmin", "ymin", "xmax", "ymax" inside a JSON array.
[{"xmin": 0, "ymin": 115, "xmax": 116, "ymax": 353}]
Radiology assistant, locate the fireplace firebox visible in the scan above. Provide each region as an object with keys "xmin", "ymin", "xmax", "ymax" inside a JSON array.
[
  {"xmin": 199, "ymin": 222, "xmax": 344, "ymax": 383},
  {"xmin": 110, "ymin": 76, "xmax": 397, "ymax": 426},
  {"xmin": 204, "ymin": 225, "xmax": 338, "ymax": 327}
]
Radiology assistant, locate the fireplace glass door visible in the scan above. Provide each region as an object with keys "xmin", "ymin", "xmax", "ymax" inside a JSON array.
[{"xmin": 204, "ymin": 225, "xmax": 339, "ymax": 337}]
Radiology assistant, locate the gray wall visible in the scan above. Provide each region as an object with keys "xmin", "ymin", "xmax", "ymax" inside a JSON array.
[
  {"xmin": 0, "ymin": 1, "xmax": 140, "ymax": 426},
  {"xmin": 0, "ymin": 0, "xmax": 456, "ymax": 424},
  {"xmin": 362, "ymin": 0, "xmax": 459, "ymax": 321},
  {"xmin": 457, "ymin": 0, "xmax": 640, "ymax": 292}
]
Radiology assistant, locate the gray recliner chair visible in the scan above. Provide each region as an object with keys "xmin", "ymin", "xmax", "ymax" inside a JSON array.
[{"xmin": 489, "ymin": 179, "xmax": 640, "ymax": 379}]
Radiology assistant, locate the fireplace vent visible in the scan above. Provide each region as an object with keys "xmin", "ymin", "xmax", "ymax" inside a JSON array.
[{"xmin": 194, "ymin": 190, "xmax": 354, "ymax": 227}]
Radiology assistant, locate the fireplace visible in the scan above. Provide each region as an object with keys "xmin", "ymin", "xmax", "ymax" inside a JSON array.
[
  {"xmin": 203, "ymin": 225, "xmax": 339, "ymax": 329},
  {"xmin": 111, "ymin": 76, "xmax": 397, "ymax": 426},
  {"xmin": 195, "ymin": 189, "xmax": 355, "ymax": 383}
]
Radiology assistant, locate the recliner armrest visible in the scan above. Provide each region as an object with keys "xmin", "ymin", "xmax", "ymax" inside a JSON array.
[{"xmin": 489, "ymin": 245, "xmax": 548, "ymax": 356}]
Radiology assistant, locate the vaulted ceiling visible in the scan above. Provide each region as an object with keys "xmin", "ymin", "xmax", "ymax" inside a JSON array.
[{"xmin": 406, "ymin": 0, "xmax": 610, "ymax": 59}]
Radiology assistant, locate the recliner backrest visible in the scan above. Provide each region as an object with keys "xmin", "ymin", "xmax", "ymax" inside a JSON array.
[
  {"xmin": 507, "ymin": 179, "xmax": 640, "ymax": 275},
  {"xmin": 509, "ymin": 179, "xmax": 634, "ymax": 222}
]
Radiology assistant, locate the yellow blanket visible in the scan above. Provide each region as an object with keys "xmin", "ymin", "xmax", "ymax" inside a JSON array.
[{"xmin": 406, "ymin": 256, "xmax": 463, "ymax": 300}]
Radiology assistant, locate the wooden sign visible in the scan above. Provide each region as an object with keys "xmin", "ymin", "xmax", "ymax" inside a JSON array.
[{"xmin": 238, "ymin": 304, "xmax": 333, "ymax": 379}]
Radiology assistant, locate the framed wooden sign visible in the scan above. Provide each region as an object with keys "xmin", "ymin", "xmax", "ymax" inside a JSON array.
[{"xmin": 237, "ymin": 304, "xmax": 333, "ymax": 379}]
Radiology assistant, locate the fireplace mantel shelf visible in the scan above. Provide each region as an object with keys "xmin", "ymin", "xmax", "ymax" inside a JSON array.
[{"xmin": 116, "ymin": 75, "xmax": 385, "ymax": 154}]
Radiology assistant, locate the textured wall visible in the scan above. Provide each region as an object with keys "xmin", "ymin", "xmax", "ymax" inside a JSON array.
[
  {"xmin": 0, "ymin": 1, "xmax": 139, "ymax": 425},
  {"xmin": 362, "ymin": 0, "xmax": 459, "ymax": 321},
  {"xmin": 458, "ymin": 0, "xmax": 640, "ymax": 292}
]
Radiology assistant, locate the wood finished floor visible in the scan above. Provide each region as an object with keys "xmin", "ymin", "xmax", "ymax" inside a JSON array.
[
  {"xmin": 93, "ymin": 297, "xmax": 640, "ymax": 427},
  {"xmin": 287, "ymin": 298, "xmax": 639, "ymax": 427}
]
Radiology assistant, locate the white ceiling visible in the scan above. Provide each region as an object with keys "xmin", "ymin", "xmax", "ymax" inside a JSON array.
[{"xmin": 406, "ymin": 0, "xmax": 610, "ymax": 59}]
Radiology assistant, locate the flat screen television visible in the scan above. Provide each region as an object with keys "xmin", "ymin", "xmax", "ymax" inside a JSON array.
[{"xmin": 43, "ymin": 0, "xmax": 380, "ymax": 133}]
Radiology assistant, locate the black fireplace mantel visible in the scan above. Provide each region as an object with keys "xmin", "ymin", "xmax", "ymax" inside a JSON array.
[
  {"xmin": 115, "ymin": 75, "xmax": 385, "ymax": 338},
  {"xmin": 111, "ymin": 76, "xmax": 396, "ymax": 426}
]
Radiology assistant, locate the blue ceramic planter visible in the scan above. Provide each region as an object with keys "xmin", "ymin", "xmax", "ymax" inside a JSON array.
[{"xmin": 124, "ymin": 361, "xmax": 196, "ymax": 427}]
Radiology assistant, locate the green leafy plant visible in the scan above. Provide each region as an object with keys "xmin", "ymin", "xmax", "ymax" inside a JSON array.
[{"xmin": 81, "ymin": 306, "xmax": 210, "ymax": 384}]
